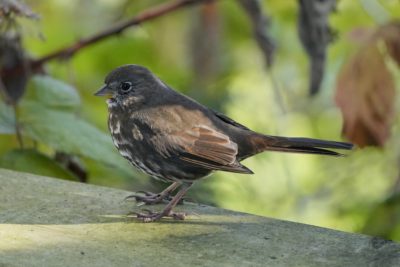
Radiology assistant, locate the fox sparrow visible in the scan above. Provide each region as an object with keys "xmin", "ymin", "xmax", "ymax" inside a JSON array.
[{"xmin": 95, "ymin": 64, "xmax": 353, "ymax": 222}]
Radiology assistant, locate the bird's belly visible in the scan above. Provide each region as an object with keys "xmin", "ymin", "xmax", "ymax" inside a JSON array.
[{"xmin": 110, "ymin": 132, "xmax": 210, "ymax": 182}]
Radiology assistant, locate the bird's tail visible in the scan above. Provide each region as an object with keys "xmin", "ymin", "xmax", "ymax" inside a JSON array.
[{"xmin": 255, "ymin": 135, "xmax": 354, "ymax": 157}]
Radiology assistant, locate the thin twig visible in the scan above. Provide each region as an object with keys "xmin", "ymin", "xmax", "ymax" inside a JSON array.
[
  {"xmin": 12, "ymin": 104, "xmax": 24, "ymax": 148},
  {"xmin": 267, "ymin": 69, "xmax": 287, "ymax": 114}
]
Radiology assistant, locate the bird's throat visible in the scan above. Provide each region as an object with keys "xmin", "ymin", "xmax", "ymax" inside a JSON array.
[{"xmin": 106, "ymin": 98, "xmax": 118, "ymax": 108}]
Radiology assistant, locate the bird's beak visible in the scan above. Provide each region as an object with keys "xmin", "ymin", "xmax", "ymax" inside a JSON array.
[{"xmin": 94, "ymin": 85, "xmax": 113, "ymax": 98}]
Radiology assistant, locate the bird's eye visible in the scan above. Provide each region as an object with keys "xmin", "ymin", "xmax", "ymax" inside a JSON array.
[{"xmin": 119, "ymin": 81, "xmax": 132, "ymax": 93}]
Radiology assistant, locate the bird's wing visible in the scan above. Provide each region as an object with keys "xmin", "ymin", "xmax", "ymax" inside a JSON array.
[{"xmin": 169, "ymin": 125, "xmax": 253, "ymax": 174}]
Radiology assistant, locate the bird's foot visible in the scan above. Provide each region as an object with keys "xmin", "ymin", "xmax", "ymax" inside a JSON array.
[
  {"xmin": 124, "ymin": 191, "xmax": 171, "ymax": 205},
  {"xmin": 129, "ymin": 209, "xmax": 186, "ymax": 223}
]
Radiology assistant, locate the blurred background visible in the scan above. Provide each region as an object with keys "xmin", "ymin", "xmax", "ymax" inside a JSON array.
[{"xmin": 0, "ymin": 0, "xmax": 400, "ymax": 240}]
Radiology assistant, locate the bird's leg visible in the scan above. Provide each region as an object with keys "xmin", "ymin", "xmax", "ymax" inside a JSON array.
[
  {"xmin": 125, "ymin": 181, "xmax": 181, "ymax": 205},
  {"xmin": 135, "ymin": 182, "xmax": 193, "ymax": 222}
]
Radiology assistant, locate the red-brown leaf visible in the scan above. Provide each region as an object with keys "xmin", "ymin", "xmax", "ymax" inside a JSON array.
[{"xmin": 335, "ymin": 22, "xmax": 399, "ymax": 147}]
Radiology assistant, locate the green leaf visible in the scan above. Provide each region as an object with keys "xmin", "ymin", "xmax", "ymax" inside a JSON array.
[
  {"xmin": 19, "ymin": 101, "xmax": 129, "ymax": 170},
  {"xmin": 0, "ymin": 149, "xmax": 77, "ymax": 180},
  {"xmin": 0, "ymin": 101, "xmax": 15, "ymax": 134},
  {"xmin": 27, "ymin": 75, "xmax": 81, "ymax": 110}
]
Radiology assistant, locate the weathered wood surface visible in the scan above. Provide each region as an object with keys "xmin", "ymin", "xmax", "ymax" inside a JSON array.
[{"xmin": 0, "ymin": 168, "xmax": 399, "ymax": 267}]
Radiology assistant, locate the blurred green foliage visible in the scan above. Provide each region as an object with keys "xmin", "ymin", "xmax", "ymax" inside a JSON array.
[
  {"xmin": 0, "ymin": 0, "xmax": 400, "ymax": 241},
  {"xmin": 0, "ymin": 149, "xmax": 77, "ymax": 180}
]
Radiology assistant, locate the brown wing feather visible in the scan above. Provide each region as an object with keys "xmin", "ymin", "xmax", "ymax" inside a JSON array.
[
  {"xmin": 180, "ymin": 156, "xmax": 253, "ymax": 174},
  {"xmin": 171, "ymin": 126, "xmax": 252, "ymax": 174},
  {"xmin": 188, "ymin": 127, "xmax": 237, "ymax": 164}
]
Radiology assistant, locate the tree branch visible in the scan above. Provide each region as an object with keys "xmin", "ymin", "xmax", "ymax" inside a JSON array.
[
  {"xmin": 4, "ymin": 0, "xmax": 214, "ymax": 76},
  {"xmin": 33, "ymin": 0, "xmax": 214, "ymax": 65}
]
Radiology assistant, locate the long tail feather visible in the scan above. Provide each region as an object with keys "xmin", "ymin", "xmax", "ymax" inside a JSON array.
[{"xmin": 262, "ymin": 136, "xmax": 353, "ymax": 157}]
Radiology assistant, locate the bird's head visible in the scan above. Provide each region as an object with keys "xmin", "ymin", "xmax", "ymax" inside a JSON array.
[{"xmin": 95, "ymin": 64, "xmax": 165, "ymax": 108}]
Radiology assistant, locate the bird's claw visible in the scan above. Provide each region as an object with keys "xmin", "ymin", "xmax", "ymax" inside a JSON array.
[
  {"xmin": 124, "ymin": 191, "xmax": 186, "ymax": 206},
  {"xmin": 124, "ymin": 191, "xmax": 170, "ymax": 205}
]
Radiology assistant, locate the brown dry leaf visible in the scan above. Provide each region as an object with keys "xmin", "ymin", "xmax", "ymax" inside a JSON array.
[{"xmin": 335, "ymin": 22, "xmax": 400, "ymax": 147}]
